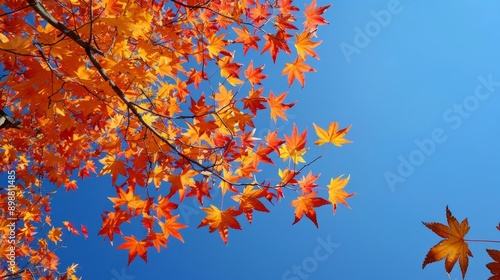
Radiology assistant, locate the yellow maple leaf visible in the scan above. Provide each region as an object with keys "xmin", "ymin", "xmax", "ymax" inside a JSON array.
[{"xmin": 313, "ymin": 122, "xmax": 352, "ymax": 146}]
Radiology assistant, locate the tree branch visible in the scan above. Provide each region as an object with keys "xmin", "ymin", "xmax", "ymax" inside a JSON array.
[{"xmin": 26, "ymin": 0, "xmax": 104, "ymax": 55}]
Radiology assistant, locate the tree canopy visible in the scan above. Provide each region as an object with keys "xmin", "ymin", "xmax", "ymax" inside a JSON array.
[{"xmin": 0, "ymin": 0, "xmax": 354, "ymax": 278}]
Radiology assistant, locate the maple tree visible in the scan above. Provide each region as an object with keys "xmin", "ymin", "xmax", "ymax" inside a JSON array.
[
  {"xmin": 0, "ymin": 0, "xmax": 355, "ymax": 278},
  {"xmin": 422, "ymin": 206, "xmax": 500, "ymax": 279}
]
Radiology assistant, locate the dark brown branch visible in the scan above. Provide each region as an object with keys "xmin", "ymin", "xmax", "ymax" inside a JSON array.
[{"xmin": 26, "ymin": 0, "xmax": 104, "ymax": 55}]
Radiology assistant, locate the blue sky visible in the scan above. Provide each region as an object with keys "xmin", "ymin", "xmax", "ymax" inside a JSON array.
[{"xmin": 5, "ymin": 0, "xmax": 500, "ymax": 279}]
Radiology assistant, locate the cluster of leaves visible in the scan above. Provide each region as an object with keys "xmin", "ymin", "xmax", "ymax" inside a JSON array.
[
  {"xmin": 0, "ymin": 0, "xmax": 354, "ymax": 278},
  {"xmin": 422, "ymin": 206, "xmax": 500, "ymax": 279}
]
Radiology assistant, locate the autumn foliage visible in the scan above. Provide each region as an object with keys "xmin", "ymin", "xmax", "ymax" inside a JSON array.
[
  {"xmin": 0, "ymin": 0, "xmax": 354, "ymax": 278},
  {"xmin": 422, "ymin": 206, "xmax": 500, "ymax": 279}
]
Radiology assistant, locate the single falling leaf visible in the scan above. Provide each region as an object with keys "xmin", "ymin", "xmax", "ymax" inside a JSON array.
[
  {"xmin": 197, "ymin": 205, "xmax": 242, "ymax": 245},
  {"xmin": 313, "ymin": 122, "xmax": 352, "ymax": 146},
  {"xmin": 327, "ymin": 174, "xmax": 354, "ymax": 214},
  {"xmin": 486, "ymin": 249, "xmax": 500, "ymax": 280},
  {"xmin": 291, "ymin": 191, "xmax": 330, "ymax": 228},
  {"xmin": 117, "ymin": 235, "xmax": 151, "ymax": 266},
  {"xmin": 81, "ymin": 225, "xmax": 88, "ymax": 239},
  {"xmin": 422, "ymin": 206, "xmax": 473, "ymax": 279}
]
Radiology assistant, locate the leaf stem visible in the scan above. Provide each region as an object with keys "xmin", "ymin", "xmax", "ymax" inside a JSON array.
[{"xmin": 464, "ymin": 239, "xmax": 500, "ymax": 243}]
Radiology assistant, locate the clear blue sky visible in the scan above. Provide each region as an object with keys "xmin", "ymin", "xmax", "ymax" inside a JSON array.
[{"xmin": 10, "ymin": 1, "xmax": 500, "ymax": 279}]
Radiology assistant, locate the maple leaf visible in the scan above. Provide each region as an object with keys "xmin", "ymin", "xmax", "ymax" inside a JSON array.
[
  {"xmin": 291, "ymin": 192, "xmax": 330, "ymax": 228},
  {"xmin": 64, "ymin": 179, "xmax": 78, "ymax": 192},
  {"xmin": 99, "ymin": 154, "xmax": 128, "ymax": 185},
  {"xmin": 297, "ymin": 171, "xmax": 320, "ymax": 194},
  {"xmin": 117, "ymin": 235, "xmax": 151, "ymax": 266},
  {"xmin": 232, "ymin": 186, "xmax": 270, "ymax": 224},
  {"xmin": 63, "ymin": 221, "xmax": 79, "ymax": 235},
  {"xmin": 313, "ymin": 122, "xmax": 352, "ymax": 146},
  {"xmin": 207, "ymin": 33, "xmax": 228, "ymax": 58},
  {"xmin": 187, "ymin": 180, "xmax": 213, "ymax": 205},
  {"xmin": 81, "ymin": 225, "xmax": 88, "ymax": 239},
  {"xmin": 303, "ymin": 0, "xmax": 331, "ymax": 31},
  {"xmin": 327, "ymin": 175, "xmax": 354, "ymax": 214},
  {"xmin": 108, "ymin": 186, "xmax": 143, "ymax": 209},
  {"xmin": 198, "ymin": 205, "xmax": 242, "ymax": 245},
  {"xmin": 279, "ymin": 124, "xmax": 308, "ymax": 164},
  {"xmin": 244, "ymin": 61, "xmax": 267, "ymax": 86},
  {"xmin": 147, "ymin": 231, "xmax": 168, "ymax": 252},
  {"xmin": 422, "ymin": 206, "xmax": 473, "ymax": 279},
  {"xmin": 265, "ymin": 130, "xmax": 286, "ymax": 154},
  {"xmin": 167, "ymin": 168, "xmax": 197, "ymax": 203},
  {"xmin": 262, "ymin": 31, "xmax": 292, "ymax": 62},
  {"xmin": 242, "ymin": 88, "xmax": 267, "ymax": 116},
  {"xmin": 294, "ymin": 31, "xmax": 321, "ymax": 59},
  {"xmin": 282, "ymin": 57, "xmax": 315, "ymax": 87},
  {"xmin": 232, "ymin": 26, "xmax": 260, "ymax": 54},
  {"xmin": 98, "ymin": 209, "xmax": 132, "ymax": 245},
  {"xmin": 159, "ymin": 215, "xmax": 187, "ymax": 242},
  {"xmin": 486, "ymin": 249, "xmax": 500, "ymax": 280},
  {"xmin": 155, "ymin": 195, "xmax": 178, "ymax": 220},
  {"xmin": 267, "ymin": 91, "xmax": 296, "ymax": 123},
  {"xmin": 48, "ymin": 227, "xmax": 63, "ymax": 244}
]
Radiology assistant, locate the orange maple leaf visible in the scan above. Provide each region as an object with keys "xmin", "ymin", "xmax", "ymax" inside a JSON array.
[
  {"xmin": 48, "ymin": 227, "xmax": 63, "ymax": 244},
  {"xmin": 486, "ymin": 249, "xmax": 500, "ymax": 280},
  {"xmin": 313, "ymin": 122, "xmax": 352, "ymax": 146},
  {"xmin": 262, "ymin": 31, "xmax": 292, "ymax": 62},
  {"xmin": 282, "ymin": 57, "xmax": 315, "ymax": 87},
  {"xmin": 232, "ymin": 186, "xmax": 270, "ymax": 224},
  {"xmin": 160, "ymin": 214, "xmax": 187, "ymax": 242},
  {"xmin": 117, "ymin": 235, "xmax": 151, "ymax": 266},
  {"xmin": 197, "ymin": 205, "xmax": 242, "ymax": 245},
  {"xmin": 108, "ymin": 186, "xmax": 142, "ymax": 209},
  {"xmin": 294, "ymin": 31, "xmax": 321, "ymax": 59},
  {"xmin": 327, "ymin": 174, "xmax": 354, "ymax": 214},
  {"xmin": 279, "ymin": 124, "xmax": 308, "ymax": 164},
  {"xmin": 422, "ymin": 206, "xmax": 473, "ymax": 279},
  {"xmin": 98, "ymin": 209, "xmax": 132, "ymax": 245},
  {"xmin": 99, "ymin": 154, "xmax": 127, "ymax": 185},
  {"xmin": 244, "ymin": 60, "xmax": 267, "ymax": 86},
  {"xmin": 291, "ymin": 191, "xmax": 330, "ymax": 228},
  {"xmin": 232, "ymin": 26, "xmax": 260, "ymax": 55},
  {"xmin": 242, "ymin": 88, "xmax": 267, "ymax": 116},
  {"xmin": 206, "ymin": 33, "xmax": 228, "ymax": 58},
  {"xmin": 167, "ymin": 168, "xmax": 197, "ymax": 203},
  {"xmin": 303, "ymin": 0, "xmax": 331, "ymax": 31},
  {"xmin": 298, "ymin": 171, "xmax": 320, "ymax": 194},
  {"xmin": 267, "ymin": 91, "xmax": 296, "ymax": 123}
]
